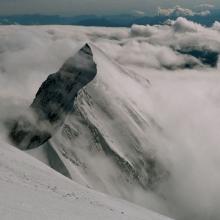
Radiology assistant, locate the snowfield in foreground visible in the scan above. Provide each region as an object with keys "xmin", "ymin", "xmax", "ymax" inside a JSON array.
[
  {"xmin": 0, "ymin": 139, "xmax": 171, "ymax": 220},
  {"xmin": 0, "ymin": 18, "xmax": 220, "ymax": 220}
]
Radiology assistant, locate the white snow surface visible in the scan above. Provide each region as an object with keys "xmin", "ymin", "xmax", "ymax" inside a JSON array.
[{"xmin": 0, "ymin": 139, "xmax": 171, "ymax": 220}]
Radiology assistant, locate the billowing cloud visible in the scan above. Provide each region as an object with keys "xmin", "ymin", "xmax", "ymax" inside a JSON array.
[
  {"xmin": 212, "ymin": 21, "xmax": 220, "ymax": 31},
  {"xmin": 172, "ymin": 17, "xmax": 203, "ymax": 32},
  {"xmin": 158, "ymin": 5, "xmax": 211, "ymax": 17},
  {"xmin": 130, "ymin": 17, "xmax": 220, "ymax": 52},
  {"xmin": 0, "ymin": 17, "xmax": 220, "ymax": 220},
  {"xmin": 158, "ymin": 6, "xmax": 194, "ymax": 16}
]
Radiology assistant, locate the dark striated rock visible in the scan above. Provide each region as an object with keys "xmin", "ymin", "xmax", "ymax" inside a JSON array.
[{"xmin": 9, "ymin": 44, "xmax": 97, "ymax": 150}]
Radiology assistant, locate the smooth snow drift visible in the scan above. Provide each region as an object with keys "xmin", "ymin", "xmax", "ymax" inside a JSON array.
[{"xmin": 0, "ymin": 139, "xmax": 171, "ymax": 220}]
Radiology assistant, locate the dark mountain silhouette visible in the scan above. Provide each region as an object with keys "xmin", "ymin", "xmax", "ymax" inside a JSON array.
[
  {"xmin": 9, "ymin": 44, "xmax": 97, "ymax": 150},
  {"xmin": 1, "ymin": 9, "xmax": 220, "ymax": 26}
]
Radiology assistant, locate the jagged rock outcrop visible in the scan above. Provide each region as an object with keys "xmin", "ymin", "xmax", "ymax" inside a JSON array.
[{"xmin": 9, "ymin": 44, "xmax": 97, "ymax": 150}]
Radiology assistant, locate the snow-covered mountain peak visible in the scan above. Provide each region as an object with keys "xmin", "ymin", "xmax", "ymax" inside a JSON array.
[
  {"xmin": 8, "ymin": 43, "xmax": 97, "ymax": 150},
  {"xmin": 1, "ymin": 22, "xmax": 220, "ymax": 219}
]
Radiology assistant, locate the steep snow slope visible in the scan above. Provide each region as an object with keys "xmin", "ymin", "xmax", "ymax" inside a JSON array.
[
  {"xmin": 46, "ymin": 44, "xmax": 168, "ymax": 209},
  {"xmin": 43, "ymin": 44, "xmax": 220, "ymax": 219},
  {"xmin": 0, "ymin": 139, "xmax": 172, "ymax": 220}
]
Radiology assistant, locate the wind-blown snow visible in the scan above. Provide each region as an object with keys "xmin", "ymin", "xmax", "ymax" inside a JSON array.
[
  {"xmin": 0, "ymin": 18, "xmax": 220, "ymax": 220},
  {"xmin": 0, "ymin": 138, "xmax": 171, "ymax": 220}
]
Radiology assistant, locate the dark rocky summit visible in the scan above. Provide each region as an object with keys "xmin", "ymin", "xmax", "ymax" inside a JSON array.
[{"xmin": 9, "ymin": 44, "xmax": 97, "ymax": 150}]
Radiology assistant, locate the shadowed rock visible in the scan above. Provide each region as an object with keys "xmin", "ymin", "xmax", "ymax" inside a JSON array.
[
  {"xmin": 9, "ymin": 44, "xmax": 97, "ymax": 150},
  {"xmin": 178, "ymin": 49, "xmax": 219, "ymax": 68}
]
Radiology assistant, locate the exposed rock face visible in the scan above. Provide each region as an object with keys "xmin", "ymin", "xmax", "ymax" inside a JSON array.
[
  {"xmin": 9, "ymin": 44, "xmax": 97, "ymax": 150},
  {"xmin": 177, "ymin": 49, "xmax": 219, "ymax": 68},
  {"xmin": 7, "ymin": 43, "xmax": 168, "ymax": 207}
]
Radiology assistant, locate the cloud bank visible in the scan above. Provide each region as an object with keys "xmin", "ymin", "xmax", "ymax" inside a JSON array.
[{"xmin": 158, "ymin": 5, "xmax": 213, "ymax": 17}]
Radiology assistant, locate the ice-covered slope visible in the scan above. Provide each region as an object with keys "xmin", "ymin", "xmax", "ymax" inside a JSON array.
[{"xmin": 0, "ymin": 139, "xmax": 172, "ymax": 220}]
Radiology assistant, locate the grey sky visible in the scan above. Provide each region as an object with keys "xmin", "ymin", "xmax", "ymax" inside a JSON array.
[{"xmin": 0, "ymin": 0, "xmax": 218, "ymax": 16}]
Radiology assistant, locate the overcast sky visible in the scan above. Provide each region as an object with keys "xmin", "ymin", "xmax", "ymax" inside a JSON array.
[{"xmin": 0, "ymin": 0, "xmax": 218, "ymax": 16}]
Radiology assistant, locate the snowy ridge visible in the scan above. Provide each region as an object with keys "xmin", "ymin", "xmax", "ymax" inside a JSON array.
[
  {"xmin": 44, "ymin": 44, "xmax": 169, "ymax": 214},
  {"xmin": 0, "ymin": 138, "xmax": 172, "ymax": 220}
]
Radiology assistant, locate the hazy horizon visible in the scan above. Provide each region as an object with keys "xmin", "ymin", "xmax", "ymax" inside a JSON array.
[{"xmin": 0, "ymin": 0, "xmax": 219, "ymax": 16}]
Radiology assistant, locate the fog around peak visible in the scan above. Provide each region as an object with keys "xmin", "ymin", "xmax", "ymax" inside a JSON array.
[{"xmin": 0, "ymin": 18, "xmax": 220, "ymax": 220}]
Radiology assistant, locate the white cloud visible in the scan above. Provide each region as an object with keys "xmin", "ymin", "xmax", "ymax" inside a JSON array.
[
  {"xmin": 158, "ymin": 7, "xmax": 174, "ymax": 16},
  {"xmin": 196, "ymin": 3, "xmax": 214, "ymax": 10},
  {"xmin": 0, "ymin": 18, "xmax": 220, "ymax": 220},
  {"xmin": 158, "ymin": 6, "xmax": 194, "ymax": 17},
  {"xmin": 132, "ymin": 10, "xmax": 146, "ymax": 17},
  {"xmin": 158, "ymin": 5, "xmax": 211, "ymax": 17},
  {"xmin": 172, "ymin": 17, "xmax": 202, "ymax": 33},
  {"xmin": 212, "ymin": 21, "xmax": 220, "ymax": 31},
  {"xmin": 129, "ymin": 17, "xmax": 220, "ymax": 54},
  {"xmin": 131, "ymin": 24, "xmax": 159, "ymax": 37}
]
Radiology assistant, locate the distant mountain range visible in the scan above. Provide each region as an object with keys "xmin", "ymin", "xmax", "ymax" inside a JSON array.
[{"xmin": 0, "ymin": 9, "xmax": 220, "ymax": 27}]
